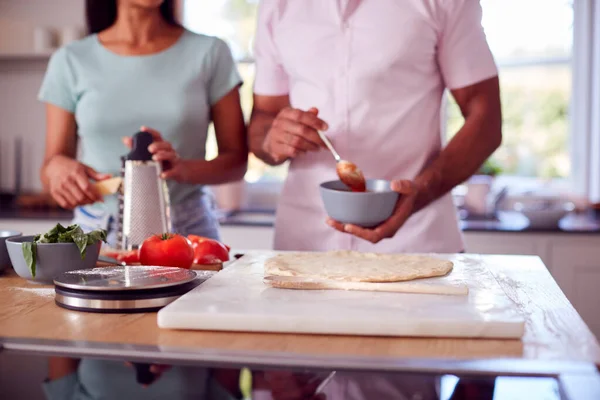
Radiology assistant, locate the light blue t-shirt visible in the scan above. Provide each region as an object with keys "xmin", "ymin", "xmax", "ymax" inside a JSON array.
[{"xmin": 38, "ymin": 29, "xmax": 242, "ymax": 214}]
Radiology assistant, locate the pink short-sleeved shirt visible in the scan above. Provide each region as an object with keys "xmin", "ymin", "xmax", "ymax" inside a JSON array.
[{"xmin": 254, "ymin": 0, "xmax": 498, "ymax": 253}]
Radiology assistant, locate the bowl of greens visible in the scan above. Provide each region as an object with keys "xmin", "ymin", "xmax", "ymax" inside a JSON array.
[{"xmin": 6, "ymin": 224, "xmax": 106, "ymax": 284}]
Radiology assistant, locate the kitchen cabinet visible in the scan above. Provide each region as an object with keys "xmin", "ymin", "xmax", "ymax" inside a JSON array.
[
  {"xmin": 463, "ymin": 233, "xmax": 551, "ymax": 268},
  {"xmin": 220, "ymin": 225, "xmax": 274, "ymax": 250},
  {"xmin": 548, "ymin": 239, "xmax": 600, "ymax": 337}
]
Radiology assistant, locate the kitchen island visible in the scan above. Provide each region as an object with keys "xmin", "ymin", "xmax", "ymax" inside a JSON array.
[
  {"xmin": 3, "ymin": 209, "xmax": 600, "ymax": 341},
  {"xmin": 1, "ymin": 253, "xmax": 599, "ymax": 370},
  {"xmin": 2, "ymin": 253, "xmax": 600, "ymax": 399}
]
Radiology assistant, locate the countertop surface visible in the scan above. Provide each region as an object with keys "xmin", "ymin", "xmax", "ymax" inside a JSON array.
[
  {"xmin": 0, "ymin": 253, "xmax": 599, "ymax": 372},
  {"xmin": 1, "ymin": 206, "xmax": 598, "ymax": 234}
]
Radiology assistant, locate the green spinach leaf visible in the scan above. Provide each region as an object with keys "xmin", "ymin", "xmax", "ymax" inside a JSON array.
[
  {"xmin": 21, "ymin": 223, "xmax": 107, "ymax": 278},
  {"xmin": 71, "ymin": 227, "xmax": 88, "ymax": 259},
  {"xmin": 22, "ymin": 241, "xmax": 37, "ymax": 278}
]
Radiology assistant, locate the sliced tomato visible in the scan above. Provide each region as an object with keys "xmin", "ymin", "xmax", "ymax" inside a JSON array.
[
  {"xmin": 102, "ymin": 249, "xmax": 140, "ymax": 264},
  {"xmin": 187, "ymin": 235, "xmax": 230, "ymax": 263},
  {"xmin": 117, "ymin": 250, "xmax": 140, "ymax": 263},
  {"xmin": 194, "ymin": 254, "xmax": 222, "ymax": 265}
]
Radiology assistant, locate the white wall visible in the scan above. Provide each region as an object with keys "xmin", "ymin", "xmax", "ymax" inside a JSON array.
[
  {"xmin": 0, "ymin": 3, "xmax": 85, "ymax": 397},
  {"xmin": 0, "ymin": 0, "xmax": 84, "ymax": 52},
  {"xmin": 0, "ymin": 0, "xmax": 85, "ymax": 193}
]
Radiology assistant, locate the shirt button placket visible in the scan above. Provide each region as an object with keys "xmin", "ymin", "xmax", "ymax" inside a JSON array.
[{"xmin": 340, "ymin": 19, "xmax": 354, "ymax": 250}]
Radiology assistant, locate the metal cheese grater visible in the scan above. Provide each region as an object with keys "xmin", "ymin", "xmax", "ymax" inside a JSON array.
[{"xmin": 117, "ymin": 131, "xmax": 172, "ymax": 250}]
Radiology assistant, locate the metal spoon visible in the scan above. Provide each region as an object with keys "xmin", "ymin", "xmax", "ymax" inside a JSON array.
[{"xmin": 317, "ymin": 131, "xmax": 366, "ymax": 192}]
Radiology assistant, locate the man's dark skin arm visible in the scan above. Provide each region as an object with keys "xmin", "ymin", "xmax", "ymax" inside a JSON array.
[
  {"xmin": 414, "ymin": 76, "xmax": 502, "ymax": 210},
  {"xmin": 328, "ymin": 76, "xmax": 502, "ymax": 243}
]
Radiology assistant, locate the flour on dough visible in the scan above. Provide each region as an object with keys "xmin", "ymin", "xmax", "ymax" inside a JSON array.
[{"xmin": 264, "ymin": 251, "xmax": 453, "ymax": 283}]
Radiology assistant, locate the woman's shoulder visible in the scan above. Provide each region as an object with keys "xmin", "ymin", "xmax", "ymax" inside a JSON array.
[
  {"xmin": 51, "ymin": 35, "xmax": 99, "ymax": 62},
  {"xmin": 179, "ymin": 29, "xmax": 231, "ymax": 55}
]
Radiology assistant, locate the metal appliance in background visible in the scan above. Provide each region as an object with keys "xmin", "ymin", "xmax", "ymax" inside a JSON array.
[{"xmin": 118, "ymin": 131, "xmax": 172, "ymax": 250}]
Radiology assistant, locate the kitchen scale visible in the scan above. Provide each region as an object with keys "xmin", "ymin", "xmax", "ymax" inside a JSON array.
[{"xmin": 53, "ymin": 265, "xmax": 209, "ymax": 313}]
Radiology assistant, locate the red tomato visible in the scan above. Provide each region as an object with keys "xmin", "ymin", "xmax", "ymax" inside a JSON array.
[
  {"xmin": 139, "ymin": 233, "xmax": 194, "ymax": 269},
  {"xmin": 187, "ymin": 235, "xmax": 230, "ymax": 264}
]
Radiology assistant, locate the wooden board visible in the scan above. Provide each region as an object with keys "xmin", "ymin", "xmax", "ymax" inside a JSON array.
[{"xmin": 0, "ymin": 253, "xmax": 599, "ymax": 364}]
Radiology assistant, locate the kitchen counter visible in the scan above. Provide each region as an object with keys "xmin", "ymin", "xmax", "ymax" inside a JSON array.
[
  {"xmin": 1, "ymin": 206, "xmax": 599, "ymax": 234},
  {"xmin": 0, "ymin": 254, "xmax": 599, "ymax": 374}
]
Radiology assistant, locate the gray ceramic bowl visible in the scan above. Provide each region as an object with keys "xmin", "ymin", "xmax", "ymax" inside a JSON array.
[
  {"xmin": 6, "ymin": 235, "xmax": 101, "ymax": 284},
  {"xmin": 320, "ymin": 179, "xmax": 400, "ymax": 228},
  {"xmin": 1, "ymin": 230, "xmax": 22, "ymax": 273}
]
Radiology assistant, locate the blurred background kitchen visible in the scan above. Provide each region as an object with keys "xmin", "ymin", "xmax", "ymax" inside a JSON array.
[{"xmin": 1, "ymin": 0, "xmax": 600, "ymax": 396}]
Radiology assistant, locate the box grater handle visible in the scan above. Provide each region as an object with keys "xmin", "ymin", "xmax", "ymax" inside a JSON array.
[{"xmin": 126, "ymin": 131, "xmax": 154, "ymax": 161}]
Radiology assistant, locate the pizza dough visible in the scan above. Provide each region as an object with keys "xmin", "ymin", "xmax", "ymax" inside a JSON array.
[{"xmin": 264, "ymin": 251, "xmax": 453, "ymax": 283}]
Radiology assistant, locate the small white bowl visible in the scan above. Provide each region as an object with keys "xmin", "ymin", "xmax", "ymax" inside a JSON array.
[{"xmin": 514, "ymin": 200, "xmax": 574, "ymax": 229}]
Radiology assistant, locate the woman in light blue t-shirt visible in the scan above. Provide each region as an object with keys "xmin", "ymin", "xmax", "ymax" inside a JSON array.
[{"xmin": 38, "ymin": 0, "xmax": 246, "ymax": 398}]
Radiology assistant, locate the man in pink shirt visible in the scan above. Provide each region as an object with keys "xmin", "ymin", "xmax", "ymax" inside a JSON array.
[{"xmin": 249, "ymin": 0, "xmax": 501, "ymax": 253}]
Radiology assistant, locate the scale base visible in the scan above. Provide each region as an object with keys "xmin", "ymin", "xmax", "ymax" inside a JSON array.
[{"xmin": 54, "ymin": 280, "xmax": 200, "ymax": 314}]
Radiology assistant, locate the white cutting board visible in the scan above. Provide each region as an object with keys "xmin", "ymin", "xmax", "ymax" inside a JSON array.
[{"xmin": 157, "ymin": 252, "xmax": 525, "ymax": 339}]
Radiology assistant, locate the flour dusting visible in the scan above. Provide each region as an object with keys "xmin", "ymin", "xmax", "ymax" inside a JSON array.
[{"xmin": 10, "ymin": 287, "xmax": 55, "ymax": 298}]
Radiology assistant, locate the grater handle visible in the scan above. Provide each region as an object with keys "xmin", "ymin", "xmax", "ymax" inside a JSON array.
[
  {"xmin": 127, "ymin": 131, "xmax": 173, "ymax": 171},
  {"xmin": 161, "ymin": 159, "xmax": 173, "ymax": 172},
  {"xmin": 126, "ymin": 131, "xmax": 154, "ymax": 161}
]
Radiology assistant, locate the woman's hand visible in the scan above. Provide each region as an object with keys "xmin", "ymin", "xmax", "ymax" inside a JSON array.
[
  {"xmin": 43, "ymin": 155, "xmax": 111, "ymax": 209},
  {"xmin": 123, "ymin": 126, "xmax": 188, "ymax": 182}
]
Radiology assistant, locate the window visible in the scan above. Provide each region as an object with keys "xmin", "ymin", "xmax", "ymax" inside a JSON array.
[
  {"xmin": 445, "ymin": 0, "xmax": 573, "ymax": 180},
  {"xmin": 183, "ymin": 0, "xmax": 287, "ymax": 184}
]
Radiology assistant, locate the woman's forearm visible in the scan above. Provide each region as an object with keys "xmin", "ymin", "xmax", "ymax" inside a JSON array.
[
  {"xmin": 248, "ymin": 109, "xmax": 281, "ymax": 166},
  {"xmin": 178, "ymin": 152, "xmax": 248, "ymax": 185}
]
